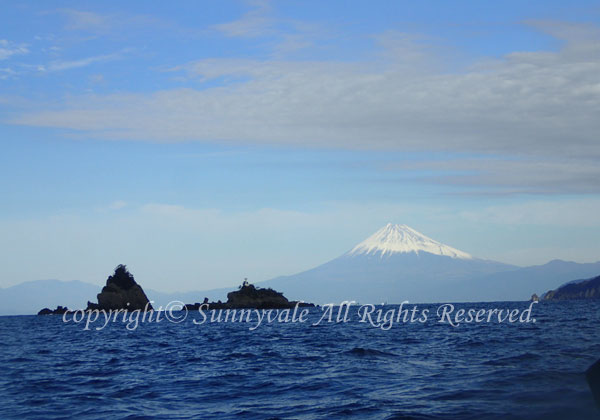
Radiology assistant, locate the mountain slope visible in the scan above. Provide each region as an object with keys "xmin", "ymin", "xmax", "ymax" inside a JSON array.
[
  {"xmin": 543, "ymin": 274, "xmax": 600, "ymax": 300},
  {"xmin": 458, "ymin": 260, "xmax": 600, "ymax": 302}
]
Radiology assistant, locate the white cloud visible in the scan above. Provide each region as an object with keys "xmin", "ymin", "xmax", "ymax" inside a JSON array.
[
  {"xmin": 210, "ymin": 1, "xmax": 327, "ymax": 56},
  {"xmin": 459, "ymin": 198, "xmax": 600, "ymax": 227},
  {"xmin": 0, "ymin": 67, "xmax": 17, "ymax": 80},
  {"xmin": 108, "ymin": 200, "xmax": 127, "ymax": 210},
  {"xmin": 0, "ymin": 40, "xmax": 29, "ymax": 60},
  {"xmin": 11, "ymin": 22, "xmax": 599, "ymax": 158},
  {"xmin": 39, "ymin": 51, "xmax": 123, "ymax": 72},
  {"xmin": 56, "ymin": 8, "xmax": 174, "ymax": 37},
  {"xmin": 61, "ymin": 9, "xmax": 110, "ymax": 32},
  {"xmin": 391, "ymin": 157, "xmax": 600, "ymax": 194},
  {"xmin": 212, "ymin": 0, "xmax": 273, "ymax": 38},
  {"xmin": 526, "ymin": 19, "xmax": 600, "ymax": 44},
  {"xmin": 5, "ymin": 21, "xmax": 600, "ymax": 195}
]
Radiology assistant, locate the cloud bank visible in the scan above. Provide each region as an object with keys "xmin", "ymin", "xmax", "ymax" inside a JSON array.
[
  {"xmin": 11, "ymin": 22, "xmax": 600, "ymax": 160},
  {"xmin": 4, "ymin": 14, "xmax": 600, "ymax": 195}
]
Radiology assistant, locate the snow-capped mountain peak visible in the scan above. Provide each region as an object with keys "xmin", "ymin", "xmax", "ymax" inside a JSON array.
[{"xmin": 348, "ymin": 223, "xmax": 472, "ymax": 259}]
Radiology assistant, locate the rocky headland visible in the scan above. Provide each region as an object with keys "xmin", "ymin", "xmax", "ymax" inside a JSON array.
[{"xmin": 543, "ymin": 274, "xmax": 600, "ymax": 300}]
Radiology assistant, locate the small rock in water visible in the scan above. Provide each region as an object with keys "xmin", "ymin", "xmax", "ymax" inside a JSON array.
[{"xmin": 37, "ymin": 306, "xmax": 69, "ymax": 315}]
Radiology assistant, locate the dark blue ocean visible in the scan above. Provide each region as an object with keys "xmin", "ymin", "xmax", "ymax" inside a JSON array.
[{"xmin": 1, "ymin": 301, "xmax": 599, "ymax": 419}]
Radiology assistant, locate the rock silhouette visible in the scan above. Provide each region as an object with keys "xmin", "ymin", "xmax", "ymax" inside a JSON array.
[
  {"xmin": 86, "ymin": 265, "xmax": 153, "ymax": 311},
  {"xmin": 37, "ymin": 306, "xmax": 70, "ymax": 315},
  {"xmin": 185, "ymin": 282, "xmax": 314, "ymax": 310}
]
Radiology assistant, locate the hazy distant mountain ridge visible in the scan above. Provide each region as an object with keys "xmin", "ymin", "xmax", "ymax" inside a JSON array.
[
  {"xmin": 261, "ymin": 252, "xmax": 515, "ymax": 304},
  {"xmin": 0, "ymin": 280, "xmax": 98, "ymax": 316},
  {"xmin": 3, "ymin": 224, "xmax": 600, "ymax": 313}
]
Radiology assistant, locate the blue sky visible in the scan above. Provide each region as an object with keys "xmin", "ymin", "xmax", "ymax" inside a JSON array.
[{"xmin": 1, "ymin": 1, "xmax": 600, "ymax": 291}]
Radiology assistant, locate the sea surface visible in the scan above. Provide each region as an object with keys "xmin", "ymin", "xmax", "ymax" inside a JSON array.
[{"xmin": 0, "ymin": 301, "xmax": 599, "ymax": 419}]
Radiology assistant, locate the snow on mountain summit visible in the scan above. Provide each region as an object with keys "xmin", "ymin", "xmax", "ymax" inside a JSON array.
[{"xmin": 348, "ymin": 223, "xmax": 473, "ymax": 259}]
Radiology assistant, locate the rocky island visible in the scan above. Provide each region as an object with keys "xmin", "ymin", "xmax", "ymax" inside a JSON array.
[
  {"xmin": 185, "ymin": 280, "xmax": 314, "ymax": 310},
  {"xmin": 86, "ymin": 264, "xmax": 153, "ymax": 311},
  {"xmin": 38, "ymin": 264, "xmax": 153, "ymax": 315},
  {"xmin": 37, "ymin": 305, "xmax": 71, "ymax": 315},
  {"xmin": 543, "ymin": 274, "xmax": 600, "ymax": 300}
]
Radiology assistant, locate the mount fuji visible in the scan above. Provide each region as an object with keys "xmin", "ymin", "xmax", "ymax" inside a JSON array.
[
  {"xmin": 347, "ymin": 223, "xmax": 473, "ymax": 259},
  {"xmin": 260, "ymin": 223, "xmax": 519, "ymax": 303}
]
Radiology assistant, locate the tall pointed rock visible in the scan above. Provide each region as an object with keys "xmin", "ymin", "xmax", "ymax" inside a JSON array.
[{"xmin": 87, "ymin": 265, "xmax": 153, "ymax": 311}]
